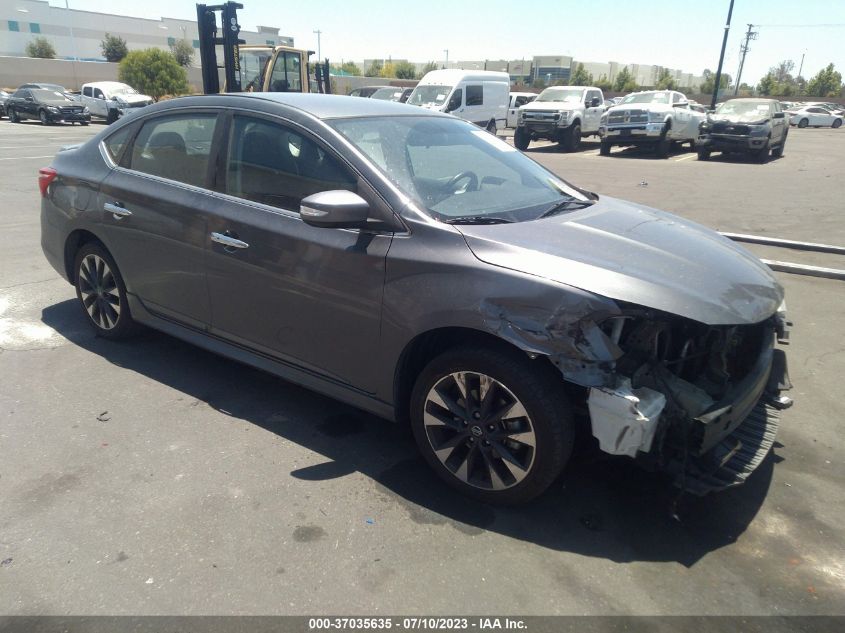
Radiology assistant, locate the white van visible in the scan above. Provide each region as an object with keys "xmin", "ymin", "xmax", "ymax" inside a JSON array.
[{"xmin": 407, "ymin": 69, "xmax": 509, "ymax": 133}]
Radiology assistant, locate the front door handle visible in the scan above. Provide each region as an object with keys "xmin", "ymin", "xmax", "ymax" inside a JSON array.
[
  {"xmin": 104, "ymin": 202, "xmax": 132, "ymax": 219},
  {"xmin": 211, "ymin": 232, "xmax": 249, "ymax": 250}
]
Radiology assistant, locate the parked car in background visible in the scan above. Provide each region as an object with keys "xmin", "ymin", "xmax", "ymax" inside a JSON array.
[
  {"xmin": 697, "ymin": 98, "xmax": 788, "ymax": 162},
  {"xmin": 349, "ymin": 86, "xmax": 383, "ymax": 98},
  {"xmin": 79, "ymin": 82, "xmax": 153, "ymax": 124},
  {"xmin": 599, "ymin": 90, "xmax": 706, "ymax": 157},
  {"xmin": 18, "ymin": 82, "xmax": 78, "ymax": 101},
  {"xmin": 0, "ymin": 90, "xmax": 10, "ymax": 118},
  {"xmin": 39, "ymin": 92, "xmax": 790, "ymax": 504},
  {"xmin": 514, "ymin": 86, "xmax": 604, "ymax": 151},
  {"xmin": 819, "ymin": 103, "xmax": 845, "ymax": 116},
  {"xmin": 370, "ymin": 87, "xmax": 414, "ymax": 103},
  {"xmin": 505, "ymin": 92, "xmax": 536, "ymax": 128},
  {"xmin": 407, "ymin": 69, "xmax": 509, "ymax": 133},
  {"xmin": 689, "ymin": 101, "xmax": 708, "ymax": 114},
  {"xmin": 5, "ymin": 88, "xmax": 90, "ymax": 125},
  {"xmin": 786, "ymin": 105, "xmax": 843, "ymax": 128}
]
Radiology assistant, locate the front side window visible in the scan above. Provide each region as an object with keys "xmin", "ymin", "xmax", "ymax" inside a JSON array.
[
  {"xmin": 268, "ymin": 52, "xmax": 302, "ymax": 92},
  {"xmin": 129, "ymin": 113, "xmax": 217, "ymax": 188},
  {"xmin": 83, "ymin": 86, "xmax": 92, "ymax": 97},
  {"xmin": 329, "ymin": 116, "xmax": 588, "ymax": 223},
  {"xmin": 466, "ymin": 85, "xmax": 483, "ymax": 106},
  {"xmin": 94, "ymin": 89, "xmax": 104, "ymax": 99},
  {"xmin": 225, "ymin": 116, "xmax": 356, "ymax": 211}
]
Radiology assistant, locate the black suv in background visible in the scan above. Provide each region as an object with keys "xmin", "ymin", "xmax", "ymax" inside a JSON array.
[
  {"xmin": 697, "ymin": 98, "xmax": 788, "ymax": 163},
  {"xmin": 6, "ymin": 88, "xmax": 90, "ymax": 125}
]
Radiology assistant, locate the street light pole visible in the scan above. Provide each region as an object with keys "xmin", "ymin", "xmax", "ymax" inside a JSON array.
[
  {"xmin": 798, "ymin": 51, "xmax": 806, "ymax": 77},
  {"xmin": 313, "ymin": 29, "xmax": 322, "ymax": 61},
  {"xmin": 443, "ymin": 49, "xmax": 448, "ymax": 69},
  {"xmin": 711, "ymin": 0, "xmax": 735, "ymax": 109}
]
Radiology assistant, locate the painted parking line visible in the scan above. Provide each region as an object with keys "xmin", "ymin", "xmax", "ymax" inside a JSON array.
[
  {"xmin": 674, "ymin": 154, "xmax": 697, "ymax": 162},
  {"xmin": 0, "ymin": 155, "xmax": 56, "ymax": 160}
]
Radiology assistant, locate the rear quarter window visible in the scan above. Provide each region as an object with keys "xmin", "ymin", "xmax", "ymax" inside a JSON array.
[{"xmin": 103, "ymin": 124, "xmax": 136, "ymax": 165}]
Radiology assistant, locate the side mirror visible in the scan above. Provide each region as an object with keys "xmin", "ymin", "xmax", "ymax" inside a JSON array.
[
  {"xmin": 590, "ymin": 97, "xmax": 601, "ymax": 107},
  {"xmin": 301, "ymin": 190, "xmax": 370, "ymax": 229},
  {"xmin": 773, "ymin": 112, "xmax": 785, "ymax": 119}
]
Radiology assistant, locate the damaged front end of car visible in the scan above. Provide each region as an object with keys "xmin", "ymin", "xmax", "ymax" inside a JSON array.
[{"xmin": 482, "ymin": 297, "xmax": 792, "ymax": 495}]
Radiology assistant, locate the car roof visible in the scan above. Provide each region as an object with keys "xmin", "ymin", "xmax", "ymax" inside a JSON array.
[
  {"xmin": 165, "ymin": 92, "xmax": 449, "ymax": 120},
  {"xmin": 84, "ymin": 81, "xmax": 130, "ymax": 90}
]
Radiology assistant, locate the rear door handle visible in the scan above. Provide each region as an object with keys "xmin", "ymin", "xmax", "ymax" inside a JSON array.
[
  {"xmin": 211, "ymin": 232, "xmax": 249, "ymax": 250},
  {"xmin": 104, "ymin": 202, "xmax": 132, "ymax": 219}
]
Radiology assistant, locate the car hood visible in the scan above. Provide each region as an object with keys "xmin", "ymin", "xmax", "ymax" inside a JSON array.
[
  {"xmin": 520, "ymin": 100, "xmax": 582, "ymax": 112},
  {"xmin": 709, "ymin": 113, "xmax": 769, "ymax": 124},
  {"xmin": 38, "ymin": 96, "xmax": 77, "ymax": 106},
  {"xmin": 113, "ymin": 94, "xmax": 152, "ymax": 105},
  {"xmin": 607, "ymin": 102, "xmax": 673, "ymax": 113},
  {"xmin": 456, "ymin": 196, "xmax": 783, "ymax": 325}
]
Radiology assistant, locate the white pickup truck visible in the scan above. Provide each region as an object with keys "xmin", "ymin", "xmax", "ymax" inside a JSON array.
[
  {"xmin": 513, "ymin": 86, "xmax": 605, "ymax": 152},
  {"xmin": 599, "ymin": 90, "xmax": 706, "ymax": 158},
  {"xmin": 79, "ymin": 81, "xmax": 153, "ymax": 124}
]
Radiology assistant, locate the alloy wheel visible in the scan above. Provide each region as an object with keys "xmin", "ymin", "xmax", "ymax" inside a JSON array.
[
  {"xmin": 77, "ymin": 254, "xmax": 121, "ymax": 330},
  {"xmin": 423, "ymin": 371, "xmax": 536, "ymax": 491}
]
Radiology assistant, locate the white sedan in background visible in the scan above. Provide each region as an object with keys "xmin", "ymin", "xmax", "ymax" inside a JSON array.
[{"xmin": 787, "ymin": 105, "xmax": 843, "ymax": 128}]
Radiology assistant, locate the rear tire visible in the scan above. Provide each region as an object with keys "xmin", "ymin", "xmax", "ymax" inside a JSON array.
[
  {"xmin": 73, "ymin": 242, "xmax": 138, "ymax": 340},
  {"xmin": 410, "ymin": 346, "xmax": 574, "ymax": 505},
  {"xmin": 797, "ymin": 118, "xmax": 809, "ymax": 128},
  {"xmin": 513, "ymin": 127, "xmax": 530, "ymax": 151},
  {"xmin": 833, "ymin": 119, "xmax": 842, "ymax": 129},
  {"xmin": 560, "ymin": 123, "xmax": 582, "ymax": 152}
]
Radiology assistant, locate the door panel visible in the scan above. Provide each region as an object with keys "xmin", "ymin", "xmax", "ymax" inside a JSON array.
[
  {"xmin": 205, "ymin": 114, "xmax": 389, "ymax": 391},
  {"xmin": 96, "ymin": 112, "xmax": 218, "ymax": 328}
]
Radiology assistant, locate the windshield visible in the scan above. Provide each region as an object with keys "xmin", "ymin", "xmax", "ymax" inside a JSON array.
[
  {"xmin": 371, "ymin": 87, "xmax": 403, "ymax": 101},
  {"xmin": 110, "ymin": 85, "xmax": 138, "ymax": 96},
  {"xmin": 31, "ymin": 89, "xmax": 72, "ymax": 101},
  {"xmin": 714, "ymin": 101, "xmax": 771, "ymax": 120},
  {"xmin": 622, "ymin": 92, "xmax": 671, "ymax": 104},
  {"xmin": 239, "ymin": 49, "xmax": 272, "ymax": 91},
  {"xmin": 536, "ymin": 88, "xmax": 584, "ymax": 103},
  {"xmin": 329, "ymin": 116, "xmax": 588, "ymax": 223},
  {"xmin": 408, "ymin": 85, "xmax": 452, "ymax": 107}
]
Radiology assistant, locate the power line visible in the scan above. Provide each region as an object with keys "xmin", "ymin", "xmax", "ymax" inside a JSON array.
[{"xmin": 755, "ymin": 23, "xmax": 845, "ymax": 28}]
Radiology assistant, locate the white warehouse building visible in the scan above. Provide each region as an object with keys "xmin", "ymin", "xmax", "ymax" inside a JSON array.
[{"xmin": 0, "ymin": 0, "xmax": 293, "ymax": 67}]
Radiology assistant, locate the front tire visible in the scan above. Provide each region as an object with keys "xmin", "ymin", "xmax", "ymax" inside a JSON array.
[
  {"xmin": 39, "ymin": 109, "xmax": 50, "ymax": 125},
  {"xmin": 599, "ymin": 139, "xmax": 611, "ymax": 156},
  {"xmin": 772, "ymin": 131, "xmax": 787, "ymax": 158},
  {"xmin": 106, "ymin": 109, "xmax": 119, "ymax": 125},
  {"xmin": 697, "ymin": 148, "xmax": 711, "ymax": 161},
  {"xmin": 8, "ymin": 108, "xmax": 19, "ymax": 123},
  {"xmin": 833, "ymin": 119, "xmax": 842, "ymax": 129},
  {"xmin": 560, "ymin": 123, "xmax": 582, "ymax": 152},
  {"xmin": 797, "ymin": 118, "xmax": 809, "ymax": 128},
  {"xmin": 513, "ymin": 127, "xmax": 530, "ymax": 151},
  {"xmin": 486, "ymin": 119, "xmax": 497, "ymax": 135},
  {"xmin": 753, "ymin": 138, "xmax": 770, "ymax": 163},
  {"xmin": 655, "ymin": 123, "xmax": 672, "ymax": 158},
  {"xmin": 73, "ymin": 242, "xmax": 137, "ymax": 339},
  {"xmin": 410, "ymin": 346, "xmax": 574, "ymax": 504}
]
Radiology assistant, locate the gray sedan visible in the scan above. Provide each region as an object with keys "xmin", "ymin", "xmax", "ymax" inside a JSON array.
[{"xmin": 39, "ymin": 93, "xmax": 791, "ymax": 504}]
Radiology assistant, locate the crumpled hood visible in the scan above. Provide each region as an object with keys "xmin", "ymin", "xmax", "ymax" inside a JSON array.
[
  {"xmin": 113, "ymin": 93, "xmax": 152, "ymax": 105},
  {"xmin": 709, "ymin": 113, "xmax": 768, "ymax": 124},
  {"xmin": 457, "ymin": 196, "xmax": 783, "ymax": 325}
]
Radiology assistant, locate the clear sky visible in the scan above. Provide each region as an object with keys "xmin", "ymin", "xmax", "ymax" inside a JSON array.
[{"xmin": 56, "ymin": 0, "xmax": 844, "ymax": 84}]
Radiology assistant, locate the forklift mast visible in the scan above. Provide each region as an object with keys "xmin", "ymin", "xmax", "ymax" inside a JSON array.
[{"xmin": 196, "ymin": 2, "xmax": 245, "ymax": 94}]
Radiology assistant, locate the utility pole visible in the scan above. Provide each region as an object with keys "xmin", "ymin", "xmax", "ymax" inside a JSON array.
[
  {"xmin": 711, "ymin": 0, "xmax": 735, "ymax": 109},
  {"xmin": 313, "ymin": 29, "xmax": 322, "ymax": 62},
  {"xmin": 443, "ymin": 49, "xmax": 449, "ymax": 69},
  {"xmin": 734, "ymin": 23, "xmax": 759, "ymax": 95},
  {"xmin": 797, "ymin": 51, "xmax": 806, "ymax": 77}
]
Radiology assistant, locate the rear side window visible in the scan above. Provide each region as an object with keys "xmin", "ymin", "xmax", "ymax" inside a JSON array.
[
  {"xmin": 466, "ymin": 85, "xmax": 483, "ymax": 106},
  {"xmin": 514, "ymin": 96, "xmax": 530, "ymax": 108},
  {"xmin": 128, "ymin": 113, "xmax": 217, "ymax": 188},
  {"xmin": 103, "ymin": 124, "xmax": 135, "ymax": 165},
  {"xmin": 224, "ymin": 116, "xmax": 356, "ymax": 212}
]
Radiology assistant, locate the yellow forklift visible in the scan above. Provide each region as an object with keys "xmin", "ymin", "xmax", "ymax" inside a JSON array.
[{"xmin": 196, "ymin": 2, "xmax": 331, "ymax": 94}]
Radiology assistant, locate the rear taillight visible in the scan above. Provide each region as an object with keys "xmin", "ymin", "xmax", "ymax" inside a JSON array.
[{"xmin": 38, "ymin": 167, "xmax": 57, "ymax": 198}]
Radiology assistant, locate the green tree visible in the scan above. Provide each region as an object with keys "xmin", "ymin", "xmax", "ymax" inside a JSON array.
[
  {"xmin": 25, "ymin": 36, "xmax": 56, "ymax": 59},
  {"xmin": 118, "ymin": 48, "xmax": 189, "ymax": 101},
  {"xmin": 101, "ymin": 33, "xmax": 128, "ymax": 62},
  {"xmin": 393, "ymin": 61, "xmax": 417, "ymax": 80},
  {"xmin": 569, "ymin": 63, "xmax": 593, "ymax": 86},
  {"xmin": 364, "ymin": 60, "xmax": 382, "ymax": 77},
  {"xmin": 170, "ymin": 39, "xmax": 194, "ymax": 67},
  {"xmin": 419, "ymin": 61, "xmax": 438, "ymax": 78},
  {"xmin": 340, "ymin": 61, "xmax": 361, "ymax": 76},
  {"xmin": 594, "ymin": 74, "xmax": 612, "ymax": 91},
  {"xmin": 552, "ymin": 78, "xmax": 568, "ymax": 86},
  {"xmin": 806, "ymin": 63, "xmax": 843, "ymax": 97},
  {"xmin": 613, "ymin": 66, "xmax": 634, "ymax": 92},
  {"xmin": 700, "ymin": 69, "xmax": 731, "ymax": 95},
  {"xmin": 379, "ymin": 62, "xmax": 396, "ymax": 78},
  {"xmin": 656, "ymin": 68, "xmax": 677, "ymax": 90},
  {"xmin": 531, "ymin": 78, "xmax": 546, "ymax": 90},
  {"xmin": 757, "ymin": 61, "xmax": 798, "ymax": 96}
]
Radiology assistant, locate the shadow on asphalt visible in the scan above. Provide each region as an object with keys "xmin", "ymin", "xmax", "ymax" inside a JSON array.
[
  {"xmin": 523, "ymin": 138, "xmax": 696, "ymax": 160},
  {"xmin": 43, "ymin": 298, "xmax": 776, "ymax": 567}
]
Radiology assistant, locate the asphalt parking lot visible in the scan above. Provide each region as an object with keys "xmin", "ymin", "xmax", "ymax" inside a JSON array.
[{"xmin": 1, "ymin": 119, "xmax": 843, "ymax": 616}]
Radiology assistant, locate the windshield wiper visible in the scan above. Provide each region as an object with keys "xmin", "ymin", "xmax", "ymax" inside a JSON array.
[
  {"xmin": 537, "ymin": 199, "xmax": 595, "ymax": 219},
  {"xmin": 441, "ymin": 215, "xmax": 514, "ymax": 225}
]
